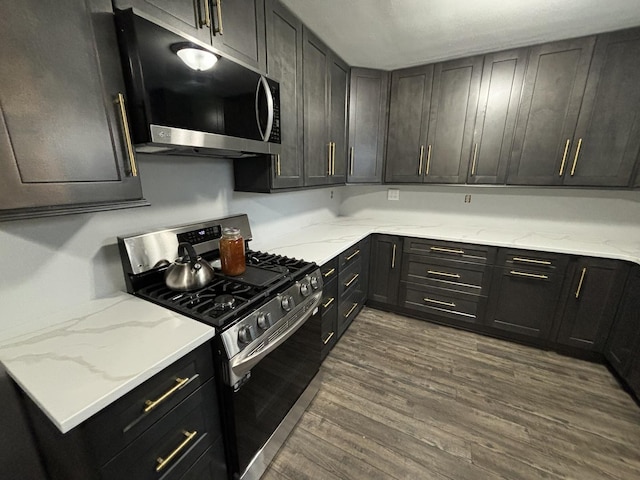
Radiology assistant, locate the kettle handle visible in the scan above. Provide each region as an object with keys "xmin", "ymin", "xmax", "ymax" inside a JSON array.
[{"xmin": 178, "ymin": 242, "xmax": 199, "ymax": 267}]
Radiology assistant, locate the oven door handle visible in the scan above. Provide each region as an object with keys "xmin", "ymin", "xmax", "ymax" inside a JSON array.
[{"xmin": 228, "ymin": 293, "xmax": 321, "ymax": 386}]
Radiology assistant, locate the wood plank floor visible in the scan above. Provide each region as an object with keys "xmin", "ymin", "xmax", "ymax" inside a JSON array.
[{"xmin": 262, "ymin": 307, "xmax": 640, "ymax": 480}]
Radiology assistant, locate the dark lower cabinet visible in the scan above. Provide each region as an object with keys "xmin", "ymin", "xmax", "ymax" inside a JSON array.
[
  {"xmin": 321, "ymin": 260, "xmax": 338, "ymax": 359},
  {"xmin": 368, "ymin": 235, "xmax": 403, "ymax": 306},
  {"xmin": 554, "ymin": 258, "xmax": 629, "ymax": 353}
]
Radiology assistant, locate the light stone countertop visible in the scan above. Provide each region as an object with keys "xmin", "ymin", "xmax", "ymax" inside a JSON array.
[
  {"xmin": 0, "ymin": 292, "xmax": 215, "ymax": 433},
  {"xmin": 250, "ymin": 213, "xmax": 640, "ymax": 266}
]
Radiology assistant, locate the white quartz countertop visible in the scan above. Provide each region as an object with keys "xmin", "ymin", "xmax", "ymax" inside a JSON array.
[
  {"xmin": 0, "ymin": 292, "xmax": 215, "ymax": 434},
  {"xmin": 250, "ymin": 213, "xmax": 640, "ymax": 266}
]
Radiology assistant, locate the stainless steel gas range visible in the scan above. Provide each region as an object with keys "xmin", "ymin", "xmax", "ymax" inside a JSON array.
[{"xmin": 118, "ymin": 214, "xmax": 323, "ymax": 480}]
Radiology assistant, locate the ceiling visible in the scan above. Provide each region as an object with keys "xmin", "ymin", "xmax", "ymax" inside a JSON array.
[{"xmin": 280, "ymin": 0, "xmax": 640, "ymax": 70}]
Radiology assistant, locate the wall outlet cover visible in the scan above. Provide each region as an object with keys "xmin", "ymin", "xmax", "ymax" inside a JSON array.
[{"xmin": 387, "ymin": 188, "xmax": 400, "ymax": 201}]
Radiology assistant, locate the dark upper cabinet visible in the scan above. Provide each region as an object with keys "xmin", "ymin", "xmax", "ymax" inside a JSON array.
[
  {"xmin": 115, "ymin": 0, "xmax": 266, "ymax": 72},
  {"xmin": 265, "ymin": 0, "xmax": 303, "ymax": 188},
  {"xmin": 303, "ymin": 28, "xmax": 348, "ymax": 186},
  {"xmin": 508, "ymin": 37, "xmax": 596, "ymax": 185},
  {"xmin": 424, "ymin": 56, "xmax": 483, "ymax": 184},
  {"xmin": 0, "ymin": 0, "xmax": 145, "ymax": 221},
  {"xmin": 347, "ymin": 68, "xmax": 389, "ymax": 183},
  {"xmin": 385, "ymin": 65, "xmax": 433, "ymax": 183},
  {"xmin": 605, "ymin": 267, "xmax": 640, "ymax": 376},
  {"xmin": 554, "ymin": 258, "xmax": 629, "ymax": 353},
  {"xmin": 368, "ymin": 235, "xmax": 403, "ymax": 306},
  {"xmin": 467, "ymin": 48, "xmax": 528, "ymax": 184},
  {"xmin": 563, "ymin": 28, "xmax": 640, "ymax": 187}
]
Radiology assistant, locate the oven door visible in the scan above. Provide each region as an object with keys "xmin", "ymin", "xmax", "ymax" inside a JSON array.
[{"xmin": 223, "ymin": 309, "xmax": 321, "ymax": 478}]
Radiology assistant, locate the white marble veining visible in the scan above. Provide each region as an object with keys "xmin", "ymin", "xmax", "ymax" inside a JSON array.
[
  {"xmin": 250, "ymin": 212, "xmax": 640, "ymax": 266},
  {"xmin": 0, "ymin": 292, "xmax": 215, "ymax": 434}
]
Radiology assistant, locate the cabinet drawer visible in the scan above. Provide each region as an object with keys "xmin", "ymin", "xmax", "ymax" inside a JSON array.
[
  {"xmin": 338, "ymin": 290, "xmax": 363, "ymax": 336},
  {"xmin": 86, "ymin": 343, "xmax": 214, "ymax": 466},
  {"xmin": 404, "ymin": 238, "xmax": 493, "ymax": 265},
  {"xmin": 338, "ymin": 258, "xmax": 363, "ymax": 300},
  {"xmin": 403, "ymin": 284, "xmax": 480, "ymax": 324},
  {"xmin": 320, "ymin": 257, "xmax": 338, "ymax": 283},
  {"xmin": 498, "ymin": 248, "xmax": 565, "ymax": 272},
  {"xmin": 102, "ymin": 379, "xmax": 219, "ymax": 480},
  {"xmin": 339, "ymin": 242, "xmax": 364, "ymax": 268},
  {"xmin": 321, "ymin": 302, "xmax": 338, "ymax": 358},
  {"xmin": 405, "ymin": 255, "xmax": 485, "ymax": 292},
  {"xmin": 179, "ymin": 436, "xmax": 226, "ymax": 480},
  {"xmin": 321, "ymin": 277, "xmax": 338, "ymax": 316}
]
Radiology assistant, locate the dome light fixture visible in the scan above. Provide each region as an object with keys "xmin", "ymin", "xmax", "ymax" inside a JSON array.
[{"xmin": 171, "ymin": 43, "xmax": 218, "ymax": 71}]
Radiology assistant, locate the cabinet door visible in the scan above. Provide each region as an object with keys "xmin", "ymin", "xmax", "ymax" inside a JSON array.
[
  {"xmin": 384, "ymin": 66, "xmax": 433, "ymax": 183},
  {"xmin": 563, "ymin": 28, "xmax": 640, "ymax": 187},
  {"xmin": 605, "ymin": 267, "xmax": 640, "ymax": 375},
  {"xmin": 425, "ymin": 56, "xmax": 483, "ymax": 184},
  {"xmin": 348, "ymin": 68, "xmax": 389, "ymax": 183},
  {"xmin": 265, "ymin": 0, "xmax": 303, "ymax": 188},
  {"xmin": 328, "ymin": 56, "xmax": 348, "ymax": 184},
  {"xmin": 555, "ymin": 259, "xmax": 629, "ymax": 352},
  {"xmin": 508, "ymin": 37, "xmax": 595, "ymax": 185},
  {"xmin": 0, "ymin": 0, "xmax": 144, "ymax": 219},
  {"xmin": 368, "ymin": 235, "xmax": 402, "ymax": 305},
  {"xmin": 210, "ymin": 0, "xmax": 266, "ymax": 72},
  {"xmin": 303, "ymin": 28, "xmax": 330, "ymax": 186},
  {"xmin": 468, "ymin": 48, "xmax": 527, "ymax": 184}
]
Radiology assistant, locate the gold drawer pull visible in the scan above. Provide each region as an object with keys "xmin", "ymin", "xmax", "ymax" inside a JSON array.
[
  {"xmin": 391, "ymin": 244, "xmax": 397, "ymax": 269},
  {"xmin": 425, "ymin": 144, "xmax": 432, "ymax": 175},
  {"xmin": 346, "ymin": 249, "xmax": 360, "ymax": 261},
  {"xmin": 276, "ymin": 154, "xmax": 281, "ymax": 176},
  {"xmin": 471, "ymin": 143, "xmax": 478, "ymax": 176},
  {"xmin": 144, "ymin": 377, "xmax": 189, "ymax": 413},
  {"xmin": 427, "ymin": 270, "xmax": 460, "ymax": 279},
  {"xmin": 345, "ymin": 303, "xmax": 359, "ymax": 318},
  {"xmin": 512, "ymin": 257, "xmax": 551, "ymax": 266},
  {"xmin": 345, "ymin": 273, "xmax": 359, "ymax": 288},
  {"xmin": 510, "ymin": 270, "xmax": 548, "ymax": 280},
  {"xmin": 214, "ymin": 0, "xmax": 223, "ymax": 34},
  {"xmin": 322, "ymin": 297, "xmax": 335, "ymax": 309},
  {"xmin": 559, "ymin": 138, "xmax": 571, "ymax": 176},
  {"xmin": 570, "ymin": 138, "xmax": 582, "ymax": 176},
  {"xmin": 349, "ymin": 147, "xmax": 355, "ymax": 176},
  {"xmin": 115, "ymin": 93, "xmax": 138, "ymax": 177},
  {"xmin": 322, "ymin": 331, "xmax": 335, "ymax": 345},
  {"xmin": 156, "ymin": 430, "xmax": 197, "ymax": 472},
  {"xmin": 323, "ymin": 268, "xmax": 336, "ymax": 278},
  {"xmin": 423, "ymin": 298, "xmax": 456, "ymax": 308},
  {"xmin": 430, "ymin": 246, "xmax": 464, "ymax": 255},
  {"xmin": 575, "ymin": 267, "xmax": 587, "ymax": 299},
  {"xmin": 418, "ymin": 145, "xmax": 424, "ymax": 175}
]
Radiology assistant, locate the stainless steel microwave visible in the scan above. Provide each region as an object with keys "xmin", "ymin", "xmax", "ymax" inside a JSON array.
[{"xmin": 114, "ymin": 9, "xmax": 281, "ymax": 157}]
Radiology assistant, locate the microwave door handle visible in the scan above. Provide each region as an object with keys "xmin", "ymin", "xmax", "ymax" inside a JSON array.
[{"xmin": 255, "ymin": 76, "xmax": 274, "ymax": 141}]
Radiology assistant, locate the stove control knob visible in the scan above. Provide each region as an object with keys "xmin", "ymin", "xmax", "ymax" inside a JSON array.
[
  {"xmin": 281, "ymin": 295, "xmax": 294, "ymax": 312},
  {"xmin": 300, "ymin": 282, "xmax": 310, "ymax": 297},
  {"xmin": 238, "ymin": 325, "xmax": 256, "ymax": 344},
  {"xmin": 310, "ymin": 275, "xmax": 319, "ymax": 290},
  {"xmin": 257, "ymin": 312, "xmax": 272, "ymax": 330}
]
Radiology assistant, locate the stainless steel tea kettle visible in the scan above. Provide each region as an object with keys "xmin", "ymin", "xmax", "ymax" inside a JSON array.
[{"xmin": 164, "ymin": 242, "xmax": 215, "ymax": 291}]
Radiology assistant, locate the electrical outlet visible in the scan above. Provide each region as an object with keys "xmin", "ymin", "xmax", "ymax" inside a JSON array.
[
  {"xmin": 330, "ymin": 190, "xmax": 334, "ymax": 199},
  {"xmin": 464, "ymin": 194, "xmax": 472, "ymax": 203},
  {"xmin": 387, "ymin": 188, "xmax": 400, "ymax": 201}
]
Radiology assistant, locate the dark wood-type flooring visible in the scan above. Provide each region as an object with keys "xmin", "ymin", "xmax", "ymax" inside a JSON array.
[{"xmin": 262, "ymin": 307, "xmax": 640, "ymax": 480}]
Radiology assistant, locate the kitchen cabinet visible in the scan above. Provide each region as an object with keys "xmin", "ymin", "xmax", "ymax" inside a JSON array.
[
  {"xmin": 303, "ymin": 28, "xmax": 348, "ymax": 186},
  {"xmin": 553, "ymin": 258, "xmax": 629, "ymax": 353},
  {"xmin": 336, "ymin": 238, "xmax": 370, "ymax": 337},
  {"xmin": 507, "ymin": 37, "xmax": 596, "ymax": 185},
  {"xmin": 320, "ymin": 258, "xmax": 339, "ymax": 358},
  {"xmin": 605, "ymin": 267, "xmax": 640, "ymax": 377},
  {"xmin": 347, "ymin": 69, "xmax": 389, "ymax": 183},
  {"xmin": 114, "ymin": 0, "xmax": 267, "ymax": 72},
  {"xmin": 385, "ymin": 65, "xmax": 434, "ymax": 183},
  {"xmin": 368, "ymin": 235, "xmax": 403, "ymax": 306},
  {"xmin": 467, "ymin": 48, "xmax": 528, "ymax": 184},
  {"xmin": 25, "ymin": 343, "xmax": 225, "ymax": 480},
  {"xmin": 0, "ymin": 0, "xmax": 146, "ymax": 221},
  {"xmin": 486, "ymin": 249, "xmax": 569, "ymax": 341}
]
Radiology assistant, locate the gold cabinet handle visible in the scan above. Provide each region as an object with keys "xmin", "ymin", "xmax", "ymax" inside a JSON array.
[
  {"xmin": 512, "ymin": 257, "xmax": 551, "ymax": 266},
  {"xmin": 391, "ymin": 244, "xmax": 397, "ymax": 269},
  {"xmin": 349, "ymin": 147, "xmax": 354, "ymax": 176},
  {"xmin": 430, "ymin": 246, "xmax": 464, "ymax": 255},
  {"xmin": 344, "ymin": 302, "xmax": 359, "ymax": 318},
  {"xmin": 426, "ymin": 144, "xmax": 432, "ymax": 175},
  {"xmin": 322, "ymin": 297, "xmax": 335, "ymax": 309},
  {"xmin": 322, "ymin": 331, "xmax": 335, "ymax": 345},
  {"xmin": 115, "ymin": 93, "xmax": 138, "ymax": 177},
  {"xmin": 346, "ymin": 249, "xmax": 360, "ymax": 261},
  {"xmin": 423, "ymin": 298, "xmax": 456, "ymax": 308},
  {"xmin": 418, "ymin": 145, "xmax": 424, "ymax": 175},
  {"xmin": 275, "ymin": 154, "xmax": 281, "ymax": 176},
  {"xmin": 570, "ymin": 138, "xmax": 582, "ymax": 176},
  {"xmin": 327, "ymin": 143, "xmax": 332, "ymax": 176},
  {"xmin": 575, "ymin": 267, "xmax": 587, "ymax": 299},
  {"xmin": 331, "ymin": 142, "xmax": 336, "ymax": 175},
  {"xmin": 156, "ymin": 430, "xmax": 197, "ymax": 472},
  {"xmin": 427, "ymin": 270, "xmax": 460, "ymax": 279},
  {"xmin": 144, "ymin": 377, "xmax": 190, "ymax": 413},
  {"xmin": 204, "ymin": 0, "xmax": 212, "ymax": 28},
  {"xmin": 323, "ymin": 268, "xmax": 336, "ymax": 278},
  {"xmin": 559, "ymin": 138, "xmax": 571, "ymax": 176},
  {"xmin": 214, "ymin": 0, "xmax": 223, "ymax": 34},
  {"xmin": 345, "ymin": 273, "xmax": 360, "ymax": 288},
  {"xmin": 471, "ymin": 143, "xmax": 478, "ymax": 176},
  {"xmin": 509, "ymin": 270, "xmax": 548, "ymax": 280}
]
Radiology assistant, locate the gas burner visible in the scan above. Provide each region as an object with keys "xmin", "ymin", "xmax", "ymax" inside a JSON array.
[{"xmin": 213, "ymin": 294, "xmax": 236, "ymax": 311}]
